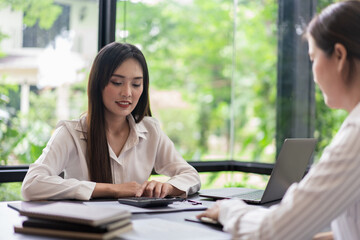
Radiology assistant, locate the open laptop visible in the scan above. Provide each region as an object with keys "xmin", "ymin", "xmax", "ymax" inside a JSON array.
[{"xmin": 199, "ymin": 138, "xmax": 317, "ymax": 204}]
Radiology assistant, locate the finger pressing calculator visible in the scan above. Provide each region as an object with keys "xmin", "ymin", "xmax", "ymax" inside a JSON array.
[{"xmin": 118, "ymin": 197, "xmax": 184, "ymax": 208}]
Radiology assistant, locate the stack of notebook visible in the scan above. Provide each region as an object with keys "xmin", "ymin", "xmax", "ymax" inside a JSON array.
[{"xmin": 14, "ymin": 202, "xmax": 132, "ymax": 240}]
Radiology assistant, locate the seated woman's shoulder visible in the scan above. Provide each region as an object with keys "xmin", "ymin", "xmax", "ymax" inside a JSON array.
[
  {"xmin": 139, "ymin": 116, "xmax": 163, "ymax": 132},
  {"xmin": 55, "ymin": 118, "xmax": 82, "ymax": 129},
  {"xmin": 54, "ymin": 117, "xmax": 86, "ymax": 137},
  {"xmin": 140, "ymin": 116, "xmax": 161, "ymax": 128},
  {"xmin": 142, "ymin": 116, "xmax": 160, "ymax": 124}
]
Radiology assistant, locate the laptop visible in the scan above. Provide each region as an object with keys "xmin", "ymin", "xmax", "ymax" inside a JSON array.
[{"xmin": 199, "ymin": 138, "xmax": 317, "ymax": 204}]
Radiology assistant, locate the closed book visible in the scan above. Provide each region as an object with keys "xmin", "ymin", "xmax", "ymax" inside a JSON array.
[
  {"xmin": 18, "ymin": 202, "xmax": 131, "ymax": 227},
  {"xmin": 22, "ymin": 217, "xmax": 131, "ymax": 233},
  {"xmin": 14, "ymin": 222, "xmax": 132, "ymax": 240}
]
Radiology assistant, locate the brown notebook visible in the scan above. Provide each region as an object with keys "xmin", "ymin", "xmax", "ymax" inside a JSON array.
[
  {"xmin": 14, "ymin": 222, "xmax": 132, "ymax": 240},
  {"xmin": 22, "ymin": 216, "xmax": 131, "ymax": 233}
]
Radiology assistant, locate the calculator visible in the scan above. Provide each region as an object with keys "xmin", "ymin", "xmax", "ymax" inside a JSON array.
[{"xmin": 118, "ymin": 197, "xmax": 184, "ymax": 208}]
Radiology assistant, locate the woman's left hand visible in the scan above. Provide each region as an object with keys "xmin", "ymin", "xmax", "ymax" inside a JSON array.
[
  {"xmin": 196, "ymin": 201, "xmax": 221, "ymax": 221},
  {"xmin": 135, "ymin": 180, "xmax": 184, "ymax": 198}
]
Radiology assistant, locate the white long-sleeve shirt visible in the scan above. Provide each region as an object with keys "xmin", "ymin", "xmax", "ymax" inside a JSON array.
[
  {"xmin": 218, "ymin": 102, "xmax": 360, "ymax": 240},
  {"xmin": 22, "ymin": 115, "xmax": 201, "ymax": 201}
]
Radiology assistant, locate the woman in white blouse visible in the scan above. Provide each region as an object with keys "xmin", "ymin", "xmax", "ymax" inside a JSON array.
[
  {"xmin": 197, "ymin": 1, "xmax": 360, "ymax": 239},
  {"xmin": 22, "ymin": 42, "xmax": 200, "ymax": 201}
]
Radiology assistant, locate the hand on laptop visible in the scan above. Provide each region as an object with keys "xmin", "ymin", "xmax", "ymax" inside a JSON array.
[{"xmin": 135, "ymin": 180, "xmax": 184, "ymax": 198}]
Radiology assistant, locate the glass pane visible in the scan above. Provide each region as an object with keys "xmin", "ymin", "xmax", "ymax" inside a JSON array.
[
  {"xmin": 116, "ymin": 0, "xmax": 277, "ymax": 163},
  {"xmin": 0, "ymin": 0, "xmax": 99, "ymax": 166}
]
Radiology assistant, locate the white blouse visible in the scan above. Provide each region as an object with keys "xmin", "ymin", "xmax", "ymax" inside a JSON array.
[
  {"xmin": 218, "ymin": 102, "xmax": 360, "ymax": 240},
  {"xmin": 22, "ymin": 115, "xmax": 201, "ymax": 201}
]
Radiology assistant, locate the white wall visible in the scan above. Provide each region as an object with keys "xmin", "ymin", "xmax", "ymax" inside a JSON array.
[{"xmin": 0, "ymin": 7, "xmax": 23, "ymax": 50}]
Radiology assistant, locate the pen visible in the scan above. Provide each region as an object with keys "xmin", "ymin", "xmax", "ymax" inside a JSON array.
[{"xmin": 187, "ymin": 199, "xmax": 202, "ymax": 205}]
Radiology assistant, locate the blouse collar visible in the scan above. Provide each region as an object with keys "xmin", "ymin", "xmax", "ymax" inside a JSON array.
[{"xmin": 74, "ymin": 114, "xmax": 148, "ymax": 141}]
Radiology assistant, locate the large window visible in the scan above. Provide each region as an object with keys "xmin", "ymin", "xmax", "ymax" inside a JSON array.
[
  {"xmin": 116, "ymin": 0, "xmax": 278, "ymax": 163},
  {"xmin": 0, "ymin": 0, "xmax": 347, "ymax": 200},
  {"xmin": 0, "ymin": 0, "xmax": 99, "ymax": 200},
  {"xmin": 0, "ymin": 0, "xmax": 98, "ymax": 166}
]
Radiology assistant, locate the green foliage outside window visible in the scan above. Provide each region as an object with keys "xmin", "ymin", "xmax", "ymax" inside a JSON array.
[
  {"xmin": 0, "ymin": 0, "xmax": 62, "ymax": 200},
  {"xmin": 118, "ymin": 0, "xmax": 278, "ymax": 162},
  {"xmin": 0, "ymin": 0, "xmax": 62, "ymax": 29},
  {"xmin": 0, "ymin": 182, "xmax": 22, "ymax": 201}
]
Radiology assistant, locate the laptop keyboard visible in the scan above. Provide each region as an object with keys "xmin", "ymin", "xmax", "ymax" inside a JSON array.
[{"xmin": 232, "ymin": 190, "xmax": 263, "ymax": 200}]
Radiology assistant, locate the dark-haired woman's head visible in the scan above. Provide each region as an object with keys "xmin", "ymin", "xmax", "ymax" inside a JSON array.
[
  {"xmin": 88, "ymin": 42, "xmax": 151, "ymax": 125},
  {"xmin": 306, "ymin": 0, "xmax": 360, "ymax": 83}
]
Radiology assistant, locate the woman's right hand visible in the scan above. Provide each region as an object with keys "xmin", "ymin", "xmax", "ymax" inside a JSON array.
[{"xmin": 92, "ymin": 182, "xmax": 142, "ymax": 199}]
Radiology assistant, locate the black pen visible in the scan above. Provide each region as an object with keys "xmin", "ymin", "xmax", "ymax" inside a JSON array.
[{"xmin": 187, "ymin": 199, "xmax": 202, "ymax": 205}]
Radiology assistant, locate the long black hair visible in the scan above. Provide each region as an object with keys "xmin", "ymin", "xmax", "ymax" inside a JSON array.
[{"xmin": 86, "ymin": 42, "xmax": 152, "ymax": 183}]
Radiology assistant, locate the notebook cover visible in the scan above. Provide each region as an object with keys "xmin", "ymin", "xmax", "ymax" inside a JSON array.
[
  {"xmin": 18, "ymin": 202, "xmax": 131, "ymax": 226},
  {"xmin": 22, "ymin": 217, "xmax": 131, "ymax": 233},
  {"xmin": 14, "ymin": 223, "xmax": 132, "ymax": 240}
]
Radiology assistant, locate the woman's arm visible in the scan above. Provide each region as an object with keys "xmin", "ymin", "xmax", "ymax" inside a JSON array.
[
  {"xmin": 22, "ymin": 122, "xmax": 95, "ymax": 201},
  {"xmin": 153, "ymin": 126, "xmax": 201, "ymax": 196},
  {"xmin": 207, "ymin": 123, "xmax": 360, "ymax": 239},
  {"xmin": 92, "ymin": 182, "xmax": 142, "ymax": 198}
]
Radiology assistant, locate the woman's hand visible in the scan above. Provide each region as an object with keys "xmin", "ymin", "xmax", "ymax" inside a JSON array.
[
  {"xmin": 92, "ymin": 181, "xmax": 184, "ymax": 199},
  {"xmin": 196, "ymin": 201, "xmax": 221, "ymax": 221},
  {"xmin": 92, "ymin": 182, "xmax": 142, "ymax": 199},
  {"xmin": 135, "ymin": 180, "xmax": 184, "ymax": 198}
]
